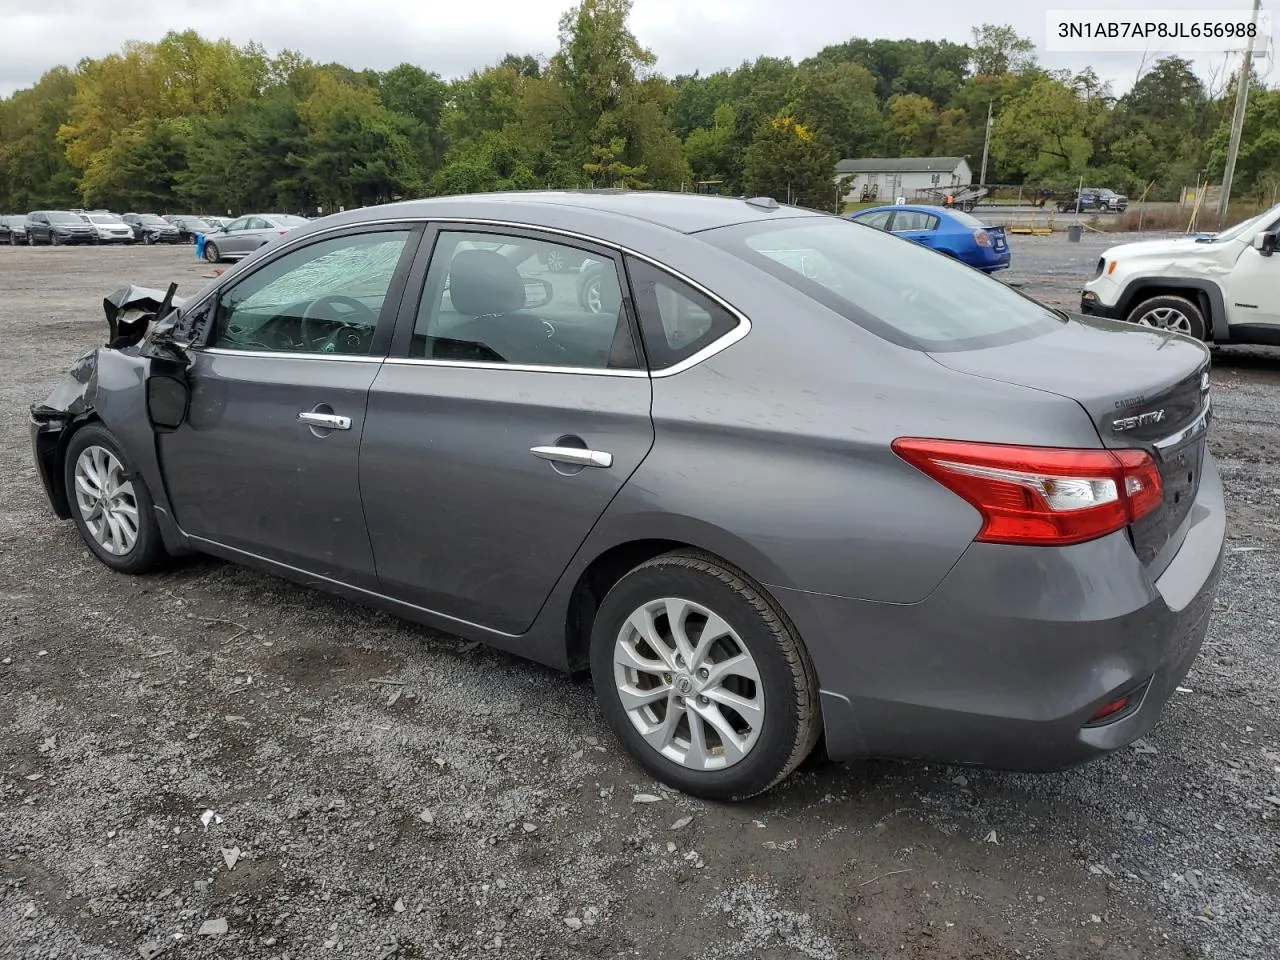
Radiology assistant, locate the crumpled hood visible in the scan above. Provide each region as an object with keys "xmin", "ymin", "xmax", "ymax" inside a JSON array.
[{"xmin": 104, "ymin": 284, "xmax": 187, "ymax": 349}]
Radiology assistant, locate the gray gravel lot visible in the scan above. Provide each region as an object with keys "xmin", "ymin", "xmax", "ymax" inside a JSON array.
[{"xmin": 1, "ymin": 237, "xmax": 1278, "ymax": 960}]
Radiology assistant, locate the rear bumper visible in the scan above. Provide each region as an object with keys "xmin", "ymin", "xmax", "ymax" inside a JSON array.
[{"xmin": 775, "ymin": 453, "xmax": 1225, "ymax": 771}]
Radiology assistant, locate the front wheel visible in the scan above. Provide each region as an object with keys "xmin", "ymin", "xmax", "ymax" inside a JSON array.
[
  {"xmin": 1126, "ymin": 294, "xmax": 1208, "ymax": 340},
  {"xmin": 64, "ymin": 424, "xmax": 170, "ymax": 574},
  {"xmin": 590, "ymin": 551, "xmax": 821, "ymax": 801},
  {"xmin": 204, "ymin": 242, "xmax": 221, "ymax": 263}
]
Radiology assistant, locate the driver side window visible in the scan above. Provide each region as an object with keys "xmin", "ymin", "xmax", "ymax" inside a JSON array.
[{"xmin": 208, "ymin": 230, "xmax": 410, "ymax": 355}]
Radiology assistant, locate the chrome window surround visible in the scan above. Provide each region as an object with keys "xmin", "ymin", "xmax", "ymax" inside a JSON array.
[{"xmin": 178, "ymin": 216, "xmax": 751, "ymax": 378}]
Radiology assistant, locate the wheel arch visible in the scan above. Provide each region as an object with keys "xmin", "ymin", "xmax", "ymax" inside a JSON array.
[
  {"xmin": 1117, "ymin": 278, "xmax": 1229, "ymax": 341},
  {"xmin": 559, "ymin": 524, "xmax": 796, "ymax": 674}
]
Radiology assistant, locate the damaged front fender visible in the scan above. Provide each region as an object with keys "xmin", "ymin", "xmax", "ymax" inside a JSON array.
[{"xmin": 29, "ymin": 281, "xmax": 194, "ymax": 541}]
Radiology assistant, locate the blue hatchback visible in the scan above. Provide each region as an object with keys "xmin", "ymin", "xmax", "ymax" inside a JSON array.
[{"xmin": 848, "ymin": 204, "xmax": 1011, "ymax": 273}]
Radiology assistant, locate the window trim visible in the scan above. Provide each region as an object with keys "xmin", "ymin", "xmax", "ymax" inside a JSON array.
[
  {"xmin": 388, "ymin": 222, "xmax": 644, "ymax": 375},
  {"xmin": 193, "ymin": 222, "xmax": 423, "ymax": 359},
  {"xmin": 623, "ymin": 255, "xmax": 745, "ymax": 373},
  {"xmin": 383, "ymin": 218, "xmax": 750, "ymax": 378},
  {"xmin": 177, "ymin": 215, "xmax": 751, "ymax": 376}
]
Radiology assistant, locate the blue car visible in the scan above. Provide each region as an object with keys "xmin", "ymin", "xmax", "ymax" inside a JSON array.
[{"xmin": 848, "ymin": 204, "xmax": 1011, "ymax": 273}]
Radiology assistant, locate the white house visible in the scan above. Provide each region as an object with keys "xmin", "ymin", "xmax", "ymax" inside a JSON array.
[{"xmin": 835, "ymin": 157, "xmax": 973, "ymax": 202}]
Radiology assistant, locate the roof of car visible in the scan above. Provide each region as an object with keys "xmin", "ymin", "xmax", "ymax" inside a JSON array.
[
  {"xmin": 331, "ymin": 191, "xmax": 821, "ymax": 235},
  {"xmin": 851, "ymin": 204, "xmax": 947, "ymax": 215}
]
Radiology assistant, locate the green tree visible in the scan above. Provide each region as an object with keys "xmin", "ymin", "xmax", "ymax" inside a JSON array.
[
  {"xmin": 791, "ymin": 61, "xmax": 881, "ymax": 159},
  {"xmin": 969, "ymin": 24, "xmax": 1037, "ymax": 76},
  {"xmin": 991, "ymin": 76, "xmax": 1091, "ymax": 180},
  {"xmin": 684, "ymin": 103, "xmax": 737, "ymax": 188},
  {"xmin": 883, "ymin": 94, "xmax": 938, "ymax": 155},
  {"xmin": 743, "ymin": 114, "xmax": 837, "ymax": 208},
  {"xmin": 0, "ymin": 68, "xmax": 80, "ymax": 209}
]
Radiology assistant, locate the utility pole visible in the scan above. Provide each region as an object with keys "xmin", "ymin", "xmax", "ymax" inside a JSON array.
[
  {"xmin": 1217, "ymin": 0, "xmax": 1262, "ymax": 225},
  {"xmin": 978, "ymin": 101, "xmax": 993, "ymax": 187}
]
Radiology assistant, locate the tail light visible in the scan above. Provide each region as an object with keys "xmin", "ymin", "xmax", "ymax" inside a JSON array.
[
  {"xmin": 892, "ymin": 438, "xmax": 1163, "ymax": 546},
  {"xmin": 973, "ymin": 229, "xmax": 991, "ymax": 247}
]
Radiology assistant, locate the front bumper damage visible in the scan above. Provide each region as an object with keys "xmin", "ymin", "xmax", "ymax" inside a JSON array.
[{"xmin": 30, "ymin": 284, "xmax": 189, "ymax": 520}]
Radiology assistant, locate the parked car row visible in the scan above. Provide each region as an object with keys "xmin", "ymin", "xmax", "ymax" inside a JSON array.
[{"xmin": 0, "ymin": 209, "xmax": 281, "ymax": 248}]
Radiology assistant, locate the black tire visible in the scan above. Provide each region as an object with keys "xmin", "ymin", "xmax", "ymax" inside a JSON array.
[
  {"xmin": 51, "ymin": 233, "xmax": 61, "ymax": 246},
  {"xmin": 590, "ymin": 550, "xmax": 821, "ymax": 801},
  {"xmin": 204, "ymin": 242, "xmax": 221, "ymax": 263},
  {"xmin": 1125, "ymin": 294, "xmax": 1208, "ymax": 341},
  {"xmin": 63, "ymin": 423, "xmax": 170, "ymax": 574}
]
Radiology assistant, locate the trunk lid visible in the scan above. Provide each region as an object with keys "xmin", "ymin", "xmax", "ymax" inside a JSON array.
[{"xmin": 928, "ymin": 314, "xmax": 1211, "ymax": 574}]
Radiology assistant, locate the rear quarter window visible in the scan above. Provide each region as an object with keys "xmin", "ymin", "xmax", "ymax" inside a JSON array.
[{"xmin": 703, "ymin": 217, "xmax": 1063, "ymax": 353}]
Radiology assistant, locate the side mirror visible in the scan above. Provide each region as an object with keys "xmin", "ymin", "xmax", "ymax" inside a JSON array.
[
  {"xmin": 1253, "ymin": 230, "xmax": 1277, "ymax": 256},
  {"xmin": 146, "ymin": 366, "xmax": 189, "ymax": 430}
]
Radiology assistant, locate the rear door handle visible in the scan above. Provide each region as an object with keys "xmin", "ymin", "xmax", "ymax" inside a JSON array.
[
  {"xmin": 298, "ymin": 411, "xmax": 351, "ymax": 430},
  {"xmin": 530, "ymin": 445, "xmax": 613, "ymax": 468}
]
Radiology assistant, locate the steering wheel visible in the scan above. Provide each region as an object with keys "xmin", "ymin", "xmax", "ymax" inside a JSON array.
[{"xmin": 300, "ymin": 295, "xmax": 378, "ymax": 352}]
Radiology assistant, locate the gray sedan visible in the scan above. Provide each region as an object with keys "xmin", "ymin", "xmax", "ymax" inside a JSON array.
[
  {"xmin": 202, "ymin": 213, "xmax": 309, "ymax": 262},
  {"xmin": 29, "ymin": 192, "xmax": 1223, "ymax": 800}
]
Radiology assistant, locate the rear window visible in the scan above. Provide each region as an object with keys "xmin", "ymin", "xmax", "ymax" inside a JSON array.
[
  {"xmin": 703, "ymin": 217, "xmax": 1063, "ymax": 352},
  {"xmin": 944, "ymin": 209, "xmax": 988, "ymax": 229}
]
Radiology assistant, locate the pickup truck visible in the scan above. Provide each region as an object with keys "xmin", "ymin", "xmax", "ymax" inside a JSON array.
[{"xmin": 1080, "ymin": 202, "xmax": 1280, "ymax": 346}]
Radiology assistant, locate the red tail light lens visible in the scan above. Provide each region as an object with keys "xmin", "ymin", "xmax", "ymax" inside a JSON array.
[
  {"xmin": 892, "ymin": 438, "xmax": 1163, "ymax": 546},
  {"xmin": 973, "ymin": 229, "xmax": 991, "ymax": 247}
]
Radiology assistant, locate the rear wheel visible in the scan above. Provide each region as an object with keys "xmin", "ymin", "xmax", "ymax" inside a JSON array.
[
  {"xmin": 64, "ymin": 424, "xmax": 170, "ymax": 574},
  {"xmin": 1126, "ymin": 294, "xmax": 1207, "ymax": 340},
  {"xmin": 590, "ymin": 550, "xmax": 821, "ymax": 801}
]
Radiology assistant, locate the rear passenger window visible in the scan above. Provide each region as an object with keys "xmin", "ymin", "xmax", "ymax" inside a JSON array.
[
  {"xmin": 410, "ymin": 231, "xmax": 640, "ymax": 370},
  {"xmin": 624, "ymin": 258, "xmax": 741, "ymax": 370},
  {"xmin": 891, "ymin": 211, "xmax": 939, "ymax": 231}
]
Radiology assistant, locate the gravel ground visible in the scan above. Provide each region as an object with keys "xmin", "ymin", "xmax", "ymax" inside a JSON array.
[{"xmin": 1, "ymin": 238, "xmax": 1277, "ymax": 960}]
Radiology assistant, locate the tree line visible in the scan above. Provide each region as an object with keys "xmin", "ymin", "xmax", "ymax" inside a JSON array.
[{"xmin": 1, "ymin": 0, "xmax": 1277, "ymax": 215}]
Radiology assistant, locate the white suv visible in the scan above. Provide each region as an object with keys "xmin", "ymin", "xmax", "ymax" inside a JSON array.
[{"xmin": 1080, "ymin": 202, "xmax": 1280, "ymax": 346}]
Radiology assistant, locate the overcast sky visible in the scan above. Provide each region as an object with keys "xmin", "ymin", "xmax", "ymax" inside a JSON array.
[{"xmin": 1, "ymin": 0, "xmax": 1274, "ymax": 98}]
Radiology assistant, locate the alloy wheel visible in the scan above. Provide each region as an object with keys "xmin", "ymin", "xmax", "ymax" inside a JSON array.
[
  {"xmin": 73, "ymin": 445, "xmax": 140, "ymax": 556},
  {"xmin": 545, "ymin": 248, "xmax": 566, "ymax": 272},
  {"xmin": 1134, "ymin": 306, "xmax": 1192, "ymax": 334},
  {"xmin": 584, "ymin": 277, "xmax": 603, "ymax": 313},
  {"xmin": 612, "ymin": 597, "xmax": 764, "ymax": 771}
]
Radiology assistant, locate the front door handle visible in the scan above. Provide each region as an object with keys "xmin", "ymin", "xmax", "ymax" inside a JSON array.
[
  {"xmin": 298, "ymin": 411, "xmax": 351, "ymax": 430},
  {"xmin": 530, "ymin": 445, "xmax": 613, "ymax": 468}
]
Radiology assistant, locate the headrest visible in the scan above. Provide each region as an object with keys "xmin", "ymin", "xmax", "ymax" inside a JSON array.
[{"xmin": 448, "ymin": 249, "xmax": 525, "ymax": 317}]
